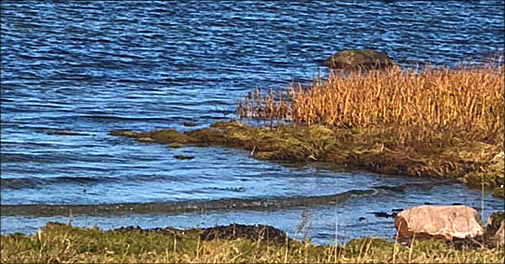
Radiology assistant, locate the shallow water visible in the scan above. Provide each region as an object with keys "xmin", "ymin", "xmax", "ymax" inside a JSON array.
[{"xmin": 1, "ymin": 1, "xmax": 504, "ymax": 244}]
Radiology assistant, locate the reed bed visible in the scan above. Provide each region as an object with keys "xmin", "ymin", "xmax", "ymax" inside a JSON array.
[{"xmin": 237, "ymin": 65, "xmax": 504, "ymax": 148}]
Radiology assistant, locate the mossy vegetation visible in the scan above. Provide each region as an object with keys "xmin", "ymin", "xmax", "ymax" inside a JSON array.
[
  {"xmin": 111, "ymin": 64, "xmax": 505, "ymax": 197},
  {"xmin": 111, "ymin": 119, "xmax": 504, "ymax": 197},
  {"xmin": 99, "ymin": 64, "xmax": 505, "ymax": 262},
  {"xmin": 1, "ymin": 222, "xmax": 503, "ymax": 263}
]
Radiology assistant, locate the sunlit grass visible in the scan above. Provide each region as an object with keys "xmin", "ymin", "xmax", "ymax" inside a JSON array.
[
  {"xmin": 1, "ymin": 222, "xmax": 503, "ymax": 263},
  {"xmin": 238, "ymin": 65, "xmax": 504, "ymax": 148}
]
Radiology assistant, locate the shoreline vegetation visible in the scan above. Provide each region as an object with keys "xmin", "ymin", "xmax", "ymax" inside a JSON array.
[
  {"xmin": 111, "ymin": 64, "xmax": 505, "ymax": 198},
  {"xmin": 3, "ymin": 64, "xmax": 504, "ymax": 263},
  {"xmin": 1, "ymin": 222, "xmax": 503, "ymax": 263}
]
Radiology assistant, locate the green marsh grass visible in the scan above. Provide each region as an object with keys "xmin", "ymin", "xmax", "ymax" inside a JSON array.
[{"xmin": 1, "ymin": 222, "xmax": 503, "ymax": 263}]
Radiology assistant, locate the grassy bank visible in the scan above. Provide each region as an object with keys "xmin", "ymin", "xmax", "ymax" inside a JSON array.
[
  {"xmin": 2, "ymin": 222, "xmax": 503, "ymax": 263},
  {"xmin": 111, "ymin": 65, "xmax": 504, "ymax": 198},
  {"xmin": 111, "ymin": 119, "xmax": 504, "ymax": 197}
]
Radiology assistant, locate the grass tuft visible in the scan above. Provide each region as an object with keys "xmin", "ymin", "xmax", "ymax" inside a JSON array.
[{"xmin": 2, "ymin": 222, "xmax": 503, "ymax": 263}]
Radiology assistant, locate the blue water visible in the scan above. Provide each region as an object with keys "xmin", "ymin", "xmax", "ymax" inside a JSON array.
[{"xmin": 1, "ymin": 0, "xmax": 504, "ymax": 244}]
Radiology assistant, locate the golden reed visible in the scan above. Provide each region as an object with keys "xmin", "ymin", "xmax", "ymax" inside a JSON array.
[{"xmin": 238, "ymin": 65, "xmax": 504, "ymax": 146}]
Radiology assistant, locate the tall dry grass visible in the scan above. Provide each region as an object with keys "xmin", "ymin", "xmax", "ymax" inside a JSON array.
[{"xmin": 238, "ymin": 65, "xmax": 504, "ymax": 147}]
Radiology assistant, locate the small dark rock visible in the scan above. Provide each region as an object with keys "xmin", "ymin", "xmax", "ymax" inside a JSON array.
[
  {"xmin": 322, "ymin": 49, "xmax": 396, "ymax": 70},
  {"xmin": 200, "ymin": 223, "xmax": 294, "ymax": 244},
  {"xmin": 174, "ymin": 155, "xmax": 194, "ymax": 160},
  {"xmin": 183, "ymin": 121, "xmax": 196, "ymax": 127},
  {"xmin": 370, "ymin": 211, "xmax": 394, "ymax": 218},
  {"xmin": 113, "ymin": 225, "xmax": 182, "ymax": 239}
]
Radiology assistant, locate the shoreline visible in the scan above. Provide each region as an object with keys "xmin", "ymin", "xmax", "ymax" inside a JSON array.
[
  {"xmin": 1, "ymin": 179, "xmax": 463, "ymax": 217},
  {"xmin": 110, "ymin": 119, "xmax": 505, "ymax": 199}
]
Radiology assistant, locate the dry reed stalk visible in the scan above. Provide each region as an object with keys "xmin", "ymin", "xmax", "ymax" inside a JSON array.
[{"xmin": 237, "ymin": 65, "xmax": 504, "ymax": 147}]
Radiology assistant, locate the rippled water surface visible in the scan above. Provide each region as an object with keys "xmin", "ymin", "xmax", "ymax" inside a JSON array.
[{"xmin": 1, "ymin": 1, "xmax": 504, "ymax": 244}]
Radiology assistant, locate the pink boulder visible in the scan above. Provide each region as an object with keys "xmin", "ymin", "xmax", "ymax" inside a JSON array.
[{"xmin": 394, "ymin": 205, "xmax": 484, "ymax": 240}]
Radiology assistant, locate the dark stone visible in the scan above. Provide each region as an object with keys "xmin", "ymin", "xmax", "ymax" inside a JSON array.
[
  {"xmin": 173, "ymin": 155, "xmax": 195, "ymax": 160},
  {"xmin": 183, "ymin": 121, "xmax": 196, "ymax": 127},
  {"xmin": 322, "ymin": 49, "xmax": 396, "ymax": 70},
  {"xmin": 112, "ymin": 224, "xmax": 295, "ymax": 245},
  {"xmin": 200, "ymin": 223, "xmax": 294, "ymax": 244},
  {"xmin": 113, "ymin": 225, "xmax": 182, "ymax": 239},
  {"xmin": 370, "ymin": 211, "xmax": 394, "ymax": 218}
]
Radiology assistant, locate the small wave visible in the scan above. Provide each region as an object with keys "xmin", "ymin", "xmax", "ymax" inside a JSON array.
[
  {"xmin": 77, "ymin": 114, "xmax": 174, "ymax": 123},
  {"xmin": 0, "ymin": 174, "xmax": 184, "ymax": 190},
  {"xmin": 0, "ymin": 180, "xmax": 461, "ymax": 216},
  {"xmin": 0, "ymin": 188, "xmax": 376, "ymax": 217},
  {"xmin": 0, "ymin": 176, "xmax": 102, "ymax": 190},
  {"xmin": 0, "ymin": 153, "xmax": 69, "ymax": 164},
  {"xmin": 207, "ymin": 187, "xmax": 246, "ymax": 192},
  {"xmin": 17, "ymin": 54, "xmax": 54, "ymax": 61},
  {"xmin": 372, "ymin": 179, "xmax": 456, "ymax": 194},
  {"xmin": 46, "ymin": 130, "xmax": 89, "ymax": 136}
]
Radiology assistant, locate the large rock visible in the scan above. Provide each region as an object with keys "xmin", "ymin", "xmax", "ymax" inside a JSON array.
[
  {"xmin": 394, "ymin": 205, "xmax": 484, "ymax": 240},
  {"xmin": 322, "ymin": 49, "xmax": 396, "ymax": 70}
]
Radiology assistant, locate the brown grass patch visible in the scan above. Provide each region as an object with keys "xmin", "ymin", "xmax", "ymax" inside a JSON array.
[{"xmin": 238, "ymin": 65, "xmax": 504, "ymax": 148}]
